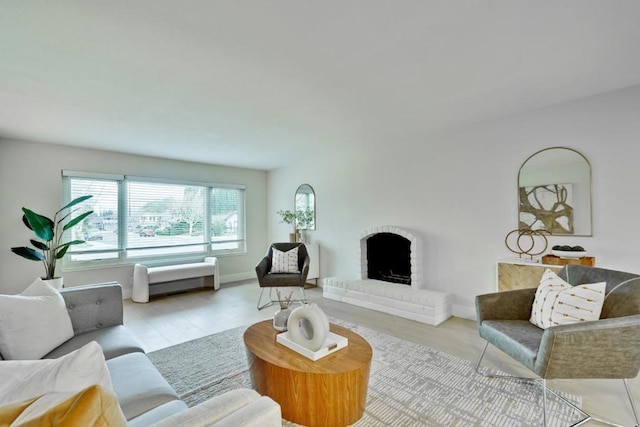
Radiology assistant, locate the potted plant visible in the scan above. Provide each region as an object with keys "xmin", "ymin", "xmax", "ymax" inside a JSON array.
[
  {"xmin": 11, "ymin": 195, "xmax": 93, "ymax": 288},
  {"xmin": 277, "ymin": 210, "xmax": 299, "ymax": 242}
]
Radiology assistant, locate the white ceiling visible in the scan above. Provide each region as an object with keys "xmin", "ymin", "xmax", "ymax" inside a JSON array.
[{"xmin": 2, "ymin": 1, "xmax": 640, "ymax": 170}]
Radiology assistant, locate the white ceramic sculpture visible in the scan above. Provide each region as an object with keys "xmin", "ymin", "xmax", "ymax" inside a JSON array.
[{"xmin": 286, "ymin": 303, "xmax": 330, "ymax": 351}]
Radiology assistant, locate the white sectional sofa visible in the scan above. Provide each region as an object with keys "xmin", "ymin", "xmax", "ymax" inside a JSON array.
[{"xmin": 0, "ymin": 282, "xmax": 281, "ymax": 426}]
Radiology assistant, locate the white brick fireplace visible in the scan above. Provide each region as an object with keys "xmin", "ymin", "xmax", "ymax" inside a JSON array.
[
  {"xmin": 359, "ymin": 226, "xmax": 422, "ymax": 288},
  {"xmin": 323, "ymin": 226, "xmax": 452, "ymax": 326}
]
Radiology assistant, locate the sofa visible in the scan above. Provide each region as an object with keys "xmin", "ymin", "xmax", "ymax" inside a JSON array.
[{"xmin": 0, "ymin": 281, "xmax": 282, "ymax": 427}]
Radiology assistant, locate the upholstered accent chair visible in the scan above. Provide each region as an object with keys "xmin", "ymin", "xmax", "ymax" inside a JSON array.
[
  {"xmin": 475, "ymin": 264, "xmax": 640, "ymax": 426},
  {"xmin": 255, "ymin": 242, "xmax": 309, "ymax": 310}
]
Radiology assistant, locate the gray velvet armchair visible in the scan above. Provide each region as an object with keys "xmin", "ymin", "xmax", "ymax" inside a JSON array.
[
  {"xmin": 475, "ymin": 264, "xmax": 640, "ymax": 426},
  {"xmin": 255, "ymin": 242, "xmax": 309, "ymax": 310}
]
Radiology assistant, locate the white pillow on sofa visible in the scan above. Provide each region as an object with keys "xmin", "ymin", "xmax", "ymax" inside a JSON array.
[
  {"xmin": 0, "ymin": 341, "xmax": 114, "ymax": 403},
  {"xmin": 270, "ymin": 246, "xmax": 300, "ymax": 274},
  {"xmin": 0, "ymin": 278, "xmax": 74, "ymax": 359},
  {"xmin": 530, "ymin": 269, "xmax": 606, "ymax": 329}
]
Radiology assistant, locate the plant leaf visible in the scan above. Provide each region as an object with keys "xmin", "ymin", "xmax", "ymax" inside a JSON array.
[
  {"xmin": 54, "ymin": 240, "xmax": 85, "ymax": 259},
  {"xmin": 22, "ymin": 209, "xmax": 54, "ymax": 241},
  {"xmin": 62, "ymin": 211, "xmax": 93, "ymax": 231},
  {"xmin": 56, "ymin": 246, "xmax": 69, "ymax": 259},
  {"xmin": 29, "ymin": 239, "xmax": 49, "ymax": 250},
  {"xmin": 11, "ymin": 247, "xmax": 45, "ymax": 261},
  {"xmin": 22, "ymin": 215, "xmax": 33, "ymax": 230},
  {"xmin": 57, "ymin": 195, "xmax": 93, "ymax": 214}
]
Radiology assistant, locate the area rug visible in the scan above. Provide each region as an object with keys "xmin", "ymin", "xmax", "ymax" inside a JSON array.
[{"xmin": 148, "ymin": 320, "xmax": 583, "ymax": 426}]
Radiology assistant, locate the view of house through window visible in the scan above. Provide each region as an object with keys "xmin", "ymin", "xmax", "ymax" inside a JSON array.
[{"xmin": 63, "ymin": 172, "xmax": 245, "ymax": 266}]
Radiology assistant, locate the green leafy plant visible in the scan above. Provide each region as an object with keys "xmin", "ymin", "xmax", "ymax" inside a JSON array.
[
  {"xmin": 277, "ymin": 210, "xmax": 298, "ymax": 232},
  {"xmin": 277, "ymin": 208, "xmax": 315, "ymax": 232},
  {"xmin": 11, "ymin": 195, "xmax": 94, "ymax": 279}
]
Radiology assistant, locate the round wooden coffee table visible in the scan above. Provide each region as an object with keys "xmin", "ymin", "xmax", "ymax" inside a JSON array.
[{"xmin": 243, "ymin": 319, "xmax": 372, "ymax": 427}]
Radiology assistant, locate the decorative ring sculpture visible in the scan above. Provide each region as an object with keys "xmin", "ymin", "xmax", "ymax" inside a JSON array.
[
  {"xmin": 287, "ymin": 303, "xmax": 330, "ymax": 351},
  {"xmin": 505, "ymin": 229, "xmax": 550, "ymax": 259}
]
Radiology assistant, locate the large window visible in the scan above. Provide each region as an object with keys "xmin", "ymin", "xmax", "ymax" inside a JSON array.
[{"xmin": 62, "ymin": 171, "xmax": 245, "ymax": 267}]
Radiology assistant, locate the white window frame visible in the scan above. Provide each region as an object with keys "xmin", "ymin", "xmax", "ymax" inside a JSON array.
[{"xmin": 61, "ymin": 170, "xmax": 246, "ymax": 270}]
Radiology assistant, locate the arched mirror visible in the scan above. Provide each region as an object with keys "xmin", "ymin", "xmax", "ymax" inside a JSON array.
[
  {"xmin": 518, "ymin": 147, "xmax": 592, "ymax": 236},
  {"xmin": 295, "ymin": 184, "xmax": 315, "ymax": 230}
]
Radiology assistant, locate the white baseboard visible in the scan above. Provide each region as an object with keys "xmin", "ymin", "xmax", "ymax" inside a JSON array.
[
  {"xmin": 220, "ymin": 271, "xmax": 255, "ymax": 283},
  {"xmin": 453, "ymin": 303, "xmax": 477, "ymax": 321}
]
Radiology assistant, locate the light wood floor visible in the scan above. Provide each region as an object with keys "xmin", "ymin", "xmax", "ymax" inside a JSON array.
[{"xmin": 124, "ymin": 280, "xmax": 638, "ymax": 426}]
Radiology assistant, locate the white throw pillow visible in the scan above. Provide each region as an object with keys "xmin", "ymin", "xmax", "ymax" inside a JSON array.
[
  {"xmin": 0, "ymin": 278, "xmax": 74, "ymax": 359},
  {"xmin": 530, "ymin": 269, "xmax": 606, "ymax": 329},
  {"xmin": 270, "ymin": 246, "xmax": 300, "ymax": 273},
  {"xmin": 0, "ymin": 341, "xmax": 114, "ymax": 404}
]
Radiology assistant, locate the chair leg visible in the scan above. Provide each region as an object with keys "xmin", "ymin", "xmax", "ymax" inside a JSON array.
[
  {"xmin": 542, "ymin": 379, "xmax": 548, "ymax": 427},
  {"xmin": 257, "ymin": 286, "xmax": 308, "ymax": 311},
  {"xmin": 624, "ymin": 379, "xmax": 640, "ymax": 427},
  {"xmin": 299, "ymin": 285, "xmax": 307, "ymax": 304},
  {"xmin": 474, "ymin": 341, "xmax": 489, "ymax": 374},
  {"xmin": 475, "ymin": 340, "xmax": 599, "ymax": 427},
  {"xmin": 257, "ymin": 287, "xmax": 276, "ymax": 310}
]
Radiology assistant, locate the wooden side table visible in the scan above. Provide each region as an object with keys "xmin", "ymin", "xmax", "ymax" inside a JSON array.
[
  {"xmin": 497, "ymin": 260, "xmax": 561, "ymax": 291},
  {"xmin": 497, "ymin": 256, "xmax": 597, "ymax": 291},
  {"xmin": 541, "ymin": 254, "xmax": 596, "ymax": 267},
  {"xmin": 243, "ymin": 320, "xmax": 372, "ymax": 427}
]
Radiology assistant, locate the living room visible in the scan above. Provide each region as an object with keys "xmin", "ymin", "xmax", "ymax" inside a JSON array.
[{"xmin": 2, "ymin": 2, "xmax": 640, "ymax": 426}]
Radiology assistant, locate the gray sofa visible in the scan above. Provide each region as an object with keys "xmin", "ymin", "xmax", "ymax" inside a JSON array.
[{"xmin": 36, "ymin": 282, "xmax": 281, "ymax": 427}]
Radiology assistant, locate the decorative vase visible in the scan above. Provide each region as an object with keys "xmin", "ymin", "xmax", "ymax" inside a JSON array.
[
  {"xmin": 273, "ymin": 308, "xmax": 292, "ymax": 332},
  {"xmin": 286, "ymin": 303, "xmax": 330, "ymax": 351},
  {"xmin": 42, "ymin": 277, "xmax": 64, "ymax": 289}
]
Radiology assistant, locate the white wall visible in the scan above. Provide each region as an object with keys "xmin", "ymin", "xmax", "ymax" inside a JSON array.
[
  {"xmin": 0, "ymin": 140, "xmax": 268, "ymax": 296},
  {"xmin": 267, "ymin": 85, "xmax": 640, "ymax": 319}
]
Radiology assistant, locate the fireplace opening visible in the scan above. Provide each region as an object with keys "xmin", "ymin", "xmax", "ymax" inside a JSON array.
[{"xmin": 366, "ymin": 232, "xmax": 411, "ymax": 285}]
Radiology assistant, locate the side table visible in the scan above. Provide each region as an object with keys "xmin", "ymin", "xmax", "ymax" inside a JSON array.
[
  {"xmin": 497, "ymin": 259, "xmax": 561, "ymax": 292},
  {"xmin": 541, "ymin": 254, "xmax": 595, "ymax": 267},
  {"xmin": 243, "ymin": 320, "xmax": 372, "ymax": 427}
]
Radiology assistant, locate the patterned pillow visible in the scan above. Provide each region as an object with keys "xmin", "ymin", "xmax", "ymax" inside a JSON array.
[
  {"xmin": 270, "ymin": 246, "xmax": 300, "ymax": 273},
  {"xmin": 530, "ymin": 269, "xmax": 606, "ymax": 329}
]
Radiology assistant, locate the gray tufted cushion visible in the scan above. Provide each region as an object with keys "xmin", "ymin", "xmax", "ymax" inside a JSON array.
[{"xmin": 60, "ymin": 282, "xmax": 124, "ymax": 334}]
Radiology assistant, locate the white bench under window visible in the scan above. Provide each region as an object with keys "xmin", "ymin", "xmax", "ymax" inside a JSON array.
[{"xmin": 132, "ymin": 257, "xmax": 219, "ymax": 303}]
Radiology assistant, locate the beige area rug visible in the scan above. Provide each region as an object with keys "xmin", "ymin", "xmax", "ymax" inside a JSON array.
[{"xmin": 148, "ymin": 319, "xmax": 583, "ymax": 426}]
